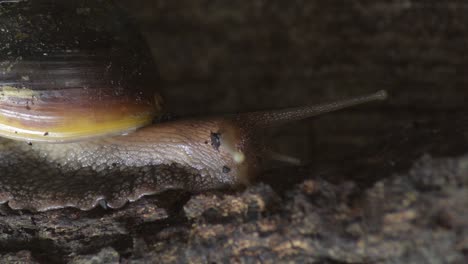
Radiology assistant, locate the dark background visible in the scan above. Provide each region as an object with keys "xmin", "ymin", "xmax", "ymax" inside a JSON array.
[{"xmin": 117, "ymin": 0, "xmax": 468, "ymax": 166}]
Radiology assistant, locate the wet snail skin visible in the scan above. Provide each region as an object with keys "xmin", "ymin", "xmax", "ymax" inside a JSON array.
[{"xmin": 0, "ymin": 0, "xmax": 388, "ymax": 211}]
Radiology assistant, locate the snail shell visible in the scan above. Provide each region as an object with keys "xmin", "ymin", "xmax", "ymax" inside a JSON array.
[
  {"xmin": 0, "ymin": 1, "xmax": 388, "ymax": 211},
  {"xmin": 0, "ymin": 0, "xmax": 162, "ymax": 142}
]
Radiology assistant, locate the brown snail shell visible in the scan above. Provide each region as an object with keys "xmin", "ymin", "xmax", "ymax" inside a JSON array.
[{"xmin": 0, "ymin": 0, "xmax": 162, "ymax": 142}]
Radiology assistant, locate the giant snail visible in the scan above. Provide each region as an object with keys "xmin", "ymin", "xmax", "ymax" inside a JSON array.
[{"xmin": 0, "ymin": 0, "xmax": 387, "ymax": 211}]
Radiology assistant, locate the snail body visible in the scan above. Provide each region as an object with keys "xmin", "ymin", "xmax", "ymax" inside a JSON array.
[
  {"xmin": 0, "ymin": 0, "xmax": 388, "ymax": 211},
  {"xmin": 0, "ymin": 118, "xmax": 251, "ymax": 210}
]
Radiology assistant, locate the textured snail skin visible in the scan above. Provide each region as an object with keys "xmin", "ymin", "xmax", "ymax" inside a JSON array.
[
  {"xmin": 0, "ymin": 90, "xmax": 387, "ymax": 211},
  {"xmin": 0, "ymin": 118, "xmax": 254, "ymax": 211}
]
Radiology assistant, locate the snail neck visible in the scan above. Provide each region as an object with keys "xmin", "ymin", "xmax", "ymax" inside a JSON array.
[{"xmin": 27, "ymin": 119, "xmax": 252, "ymax": 185}]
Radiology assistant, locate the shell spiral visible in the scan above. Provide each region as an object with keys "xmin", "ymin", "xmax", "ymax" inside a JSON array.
[{"xmin": 0, "ymin": 0, "xmax": 162, "ymax": 142}]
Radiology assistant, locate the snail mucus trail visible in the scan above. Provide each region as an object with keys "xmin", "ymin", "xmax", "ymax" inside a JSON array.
[{"xmin": 0, "ymin": 0, "xmax": 388, "ymax": 212}]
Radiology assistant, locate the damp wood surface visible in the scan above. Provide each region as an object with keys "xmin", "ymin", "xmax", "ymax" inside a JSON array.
[{"xmin": 1, "ymin": 0, "xmax": 468, "ymax": 263}]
